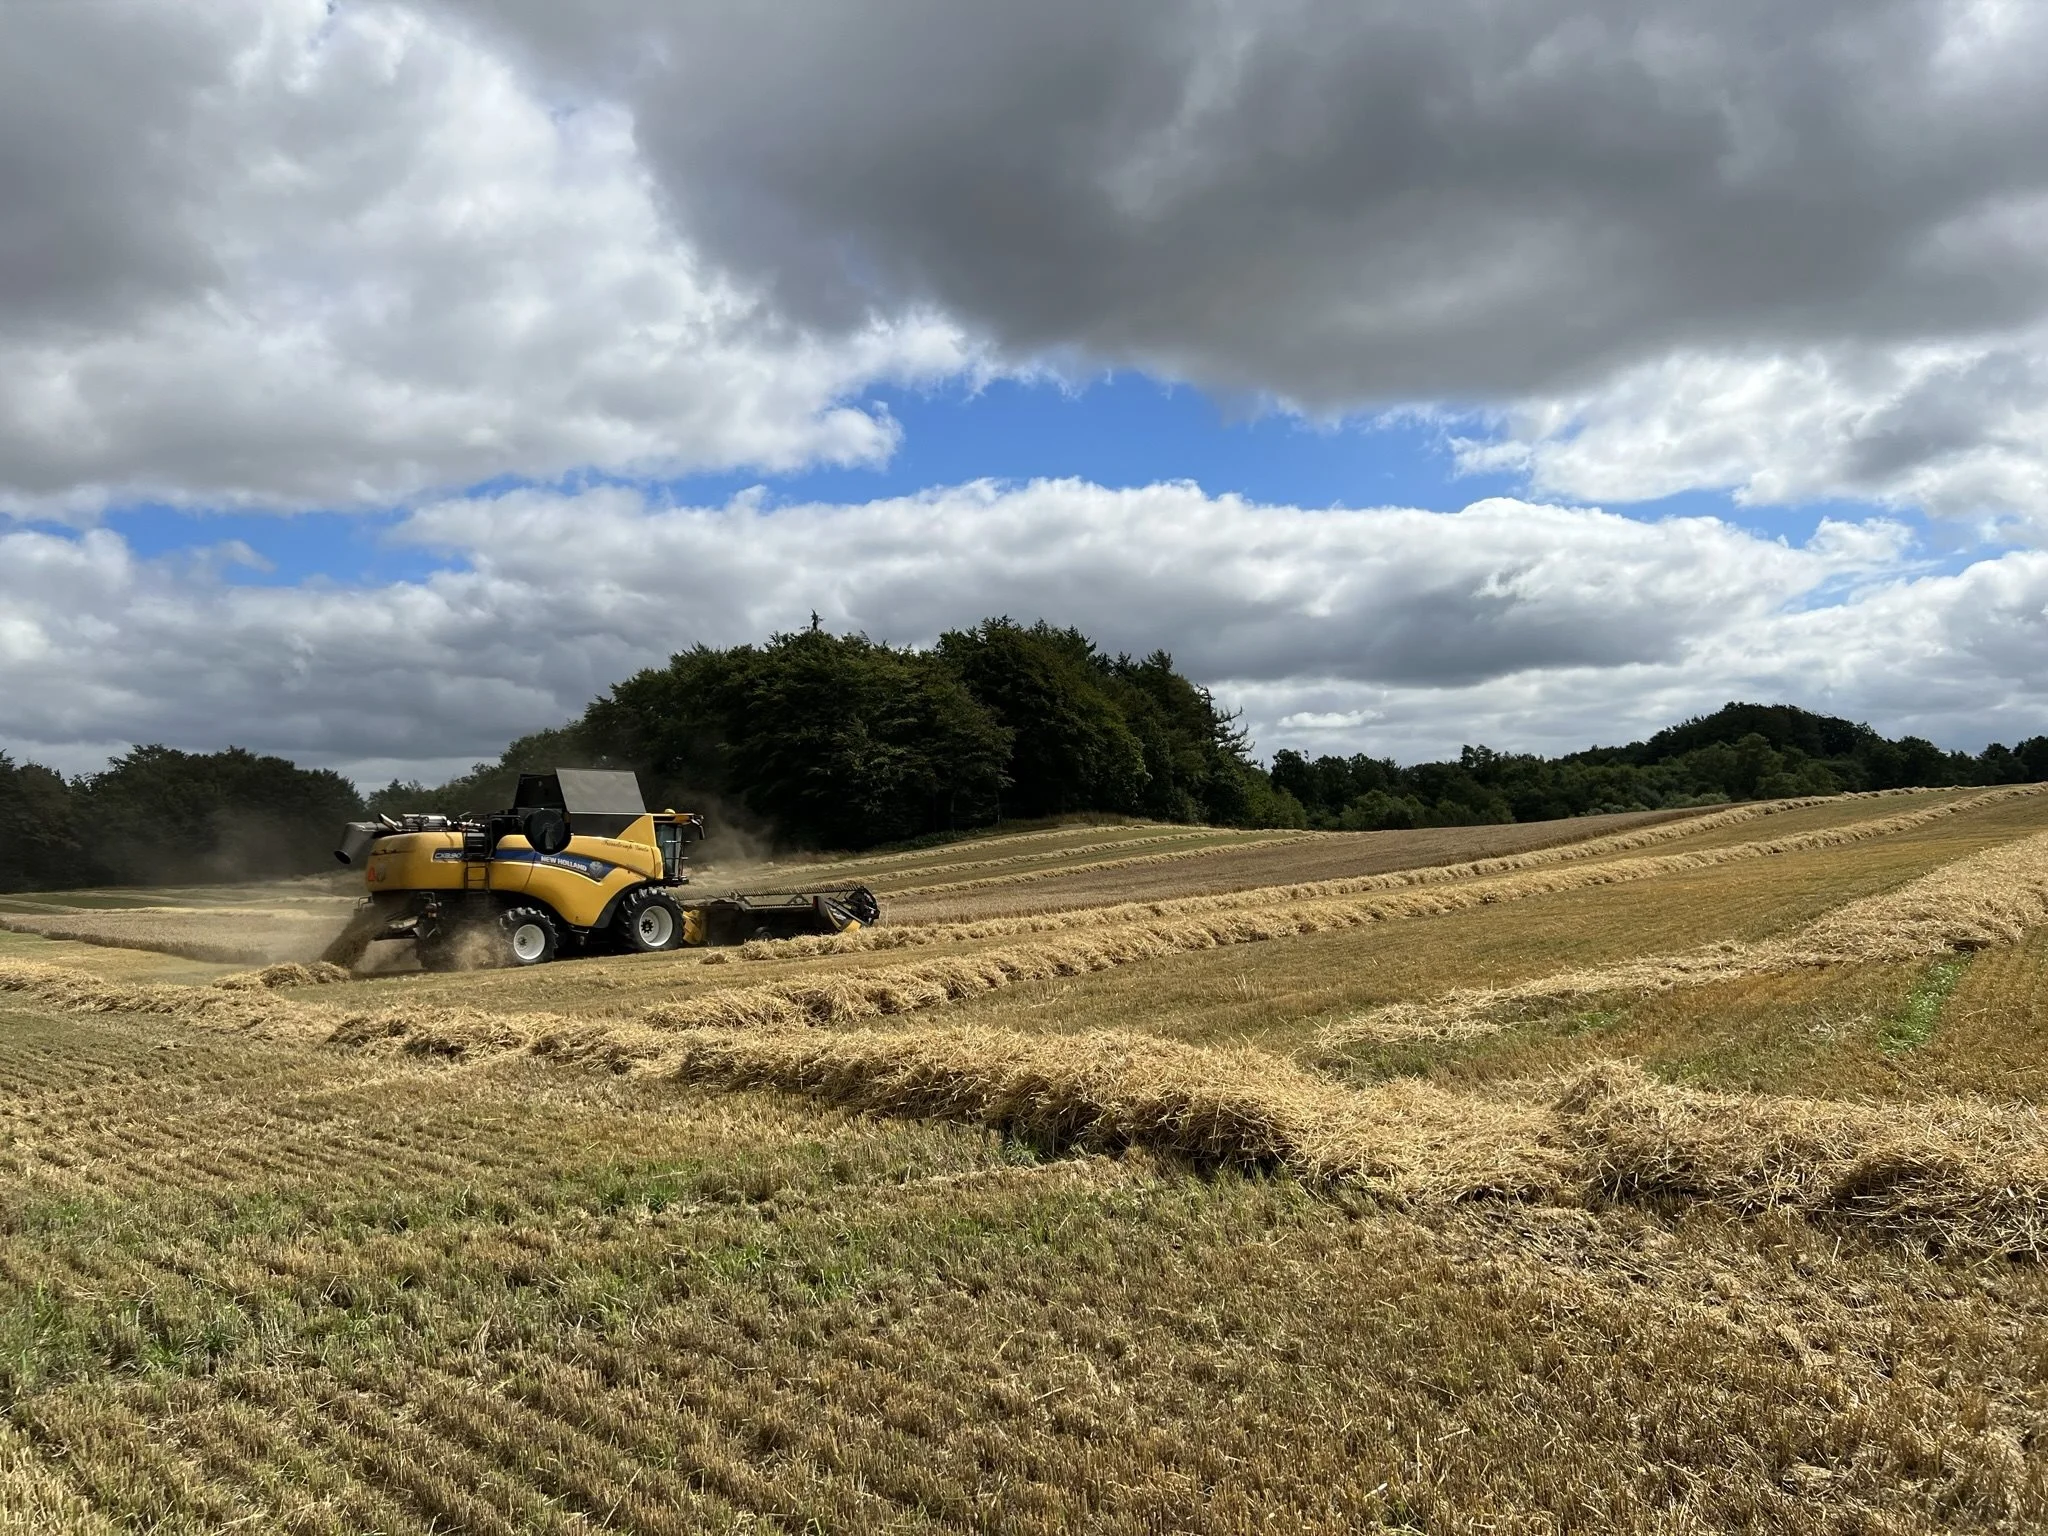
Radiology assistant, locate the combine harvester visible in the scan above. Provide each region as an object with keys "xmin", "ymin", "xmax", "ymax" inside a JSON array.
[{"xmin": 323, "ymin": 769, "xmax": 879, "ymax": 970}]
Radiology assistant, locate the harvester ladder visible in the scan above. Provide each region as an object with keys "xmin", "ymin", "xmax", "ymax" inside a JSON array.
[{"xmin": 461, "ymin": 829, "xmax": 492, "ymax": 892}]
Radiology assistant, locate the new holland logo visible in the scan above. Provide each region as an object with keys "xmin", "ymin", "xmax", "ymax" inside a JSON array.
[{"xmin": 497, "ymin": 848, "xmax": 617, "ymax": 882}]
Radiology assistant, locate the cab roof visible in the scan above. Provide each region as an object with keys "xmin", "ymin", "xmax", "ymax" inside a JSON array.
[{"xmin": 514, "ymin": 769, "xmax": 646, "ymax": 817}]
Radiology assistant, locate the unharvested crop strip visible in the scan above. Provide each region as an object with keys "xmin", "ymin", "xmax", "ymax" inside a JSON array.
[
  {"xmin": 1327, "ymin": 825, "xmax": 2048, "ymax": 1045},
  {"xmin": 746, "ymin": 818, "xmax": 1177, "ymax": 876}
]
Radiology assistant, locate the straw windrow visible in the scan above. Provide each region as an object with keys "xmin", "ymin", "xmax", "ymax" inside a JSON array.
[
  {"xmin": 1556, "ymin": 1061, "xmax": 2048, "ymax": 1258},
  {"xmin": 663, "ymin": 1024, "xmax": 2048, "ymax": 1256},
  {"xmin": 882, "ymin": 832, "xmax": 1323, "ymax": 896},
  {"xmin": 743, "ymin": 785, "xmax": 2039, "ymax": 960},
  {"xmin": 627, "ymin": 787, "xmax": 2048, "ymax": 1046},
  {"xmin": 668, "ymin": 1023, "xmax": 1570, "ymax": 1201},
  {"xmin": 1327, "ymin": 825, "xmax": 2048, "ymax": 1044}
]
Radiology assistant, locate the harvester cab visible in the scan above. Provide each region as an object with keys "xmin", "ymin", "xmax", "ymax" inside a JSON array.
[{"xmin": 322, "ymin": 769, "xmax": 879, "ymax": 971}]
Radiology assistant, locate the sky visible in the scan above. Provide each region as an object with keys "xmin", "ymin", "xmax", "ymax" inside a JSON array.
[{"xmin": 6, "ymin": 0, "xmax": 2048, "ymax": 788}]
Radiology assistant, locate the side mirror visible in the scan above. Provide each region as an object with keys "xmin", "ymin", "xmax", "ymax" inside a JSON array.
[{"xmin": 522, "ymin": 807, "xmax": 572, "ymax": 855}]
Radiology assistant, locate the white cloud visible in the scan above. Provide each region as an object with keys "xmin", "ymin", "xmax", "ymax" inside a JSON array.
[
  {"xmin": 0, "ymin": 0, "xmax": 968, "ymax": 515},
  {"xmin": 5, "ymin": 482, "xmax": 2036, "ymax": 784},
  {"xmin": 1279, "ymin": 710, "xmax": 1386, "ymax": 731},
  {"xmin": 1461, "ymin": 338, "xmax": 2048, "ymax": 530}
]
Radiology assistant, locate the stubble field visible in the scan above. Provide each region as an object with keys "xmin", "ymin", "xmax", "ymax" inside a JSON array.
[{"xmin": 6, "ymin": 786, "xmax": 2048, "ymax": 1532}]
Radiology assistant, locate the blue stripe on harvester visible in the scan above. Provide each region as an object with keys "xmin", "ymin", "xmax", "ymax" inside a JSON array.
[{"xmin": 493, "ymin": 849, "xmax": 620, "ymax": 883}]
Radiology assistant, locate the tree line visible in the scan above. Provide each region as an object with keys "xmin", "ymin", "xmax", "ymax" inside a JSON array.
[
  {"xmin": 1271, "ymin": 702, "xmax": 2048, "ymax": 830},
  {"xmin": 373, "ymin": 618, "xmax": 1294, "ymax": 848},
  {"xmin": 0, "ymin": 745, "xmax": 364, "ymax": 892},
  {"xmin": 5, "ymin": 633, "xmax": 2045, "ymax": 892}
]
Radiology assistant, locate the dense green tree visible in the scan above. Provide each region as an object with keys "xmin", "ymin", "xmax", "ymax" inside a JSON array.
[
  {"xmin": 389, "ymin": 726, "xmax": 608, "ymax": 819},
  {"xmin": 0, "ymin": 744, "xmax": 366, "ymax": 891},
  {"xmin": 0, "ymin": 753, "xmax": 87, "ymax": 889},
  {"xmin": 582, "ymin": 627, "xmax": 1012, "ymax": 846},
  {"xmin": 935, "ymin": 620, "xmax": 1146, "ymax": 817},
  {"xmin": 1268, "ymin": 704, "xmax": 2048, "ymax": 834},
  {"xmin": 718, "ymin": 628, "xmax": 1013, "ymax": 846},
  {"xmin": 1101, "ymin": 649, "xmax": 1282, "ymax": 825},
  {"xmin": 81, "ymin": 745, "xmax": 364, "ymax": 883}
]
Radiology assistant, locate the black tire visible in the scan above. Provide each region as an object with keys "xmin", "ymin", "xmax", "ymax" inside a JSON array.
[
  {"xmin": 498, "ymin": 906, "xmax": 560, "ymax": 967},
  {"xmin": 613, "ymin": 887, "xmax": 685, "ymax": 953}
]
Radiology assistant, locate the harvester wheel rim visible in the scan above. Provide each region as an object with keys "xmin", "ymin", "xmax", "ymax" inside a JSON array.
[
  {"xmin": 634, "ymin": 904, "xmax": 676, "ymax": 948},
  {"xmin": 509, "ymin": 919, "xmax": 551, "ymax": 963}
]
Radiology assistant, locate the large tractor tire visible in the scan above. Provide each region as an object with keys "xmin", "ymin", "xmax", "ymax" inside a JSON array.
[
  {"xmin": 497, "ymin": 906, "xmax": 560, "ymax": 967},
  {"xmin": 614, "ymin": 887, "xmax": 685, "ymax": 953}
]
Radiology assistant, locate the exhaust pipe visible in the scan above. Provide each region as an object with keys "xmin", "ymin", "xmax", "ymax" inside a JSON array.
[{"xmin": 334, "ymin": 821, "xmax": 383, "ymax": 866}]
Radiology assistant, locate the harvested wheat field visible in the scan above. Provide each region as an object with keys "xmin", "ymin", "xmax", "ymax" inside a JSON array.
[{"xmin": 10, "ymin": 790, "xmax": 2048, "ymax": 1532}]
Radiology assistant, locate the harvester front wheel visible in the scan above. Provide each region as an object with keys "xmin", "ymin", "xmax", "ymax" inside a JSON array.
[
  {"xmin": 614, "ymin": 888, "xmax": 684, "ymax": 953},
  {"xmin": 498, "ymin": 906, "xmax": 559, "ymax": 967}
]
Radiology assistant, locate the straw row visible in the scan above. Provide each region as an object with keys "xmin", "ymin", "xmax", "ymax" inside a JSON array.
[
  {"xmin": 770, "ymin": 825, "xmax": 1268, "ymax": 887},
  {"xmin": 1327, "ymin": 826, "xmax": 2048, "ymax": 1044},
  {"xmin": 737, "ymin": 784, "xmax": 2045, "ymax": 965},
  {"xmin": 663, "ymin": 1025, "xmax": 2048, "ymax": 1257},
  {"xmin": 880, "ymin": 832, "xmax": 1321, "ymax": 897}
]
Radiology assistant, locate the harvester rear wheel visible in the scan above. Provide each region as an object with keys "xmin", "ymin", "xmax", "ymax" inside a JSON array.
[
  {"xmin": 614, "ymin": 888, "xmax": 684, "ymax": 953},
  {"xmin": 498, "ymin": 906, "xmax": 559, "ymax": 967}
]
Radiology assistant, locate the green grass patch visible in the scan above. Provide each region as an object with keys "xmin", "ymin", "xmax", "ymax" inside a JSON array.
[{"xmin": 1879, "ymin": 954, "xmax": 1972, "ymax": 1054}]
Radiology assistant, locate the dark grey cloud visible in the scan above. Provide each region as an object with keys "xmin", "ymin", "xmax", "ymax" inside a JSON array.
[
  {"xmin": 0, "ymin": 1, "xmax": 231, "ymax": 337},
  {"xmin": 451, "ymin": 0, "xmax": 2048, "ymax": 405}
]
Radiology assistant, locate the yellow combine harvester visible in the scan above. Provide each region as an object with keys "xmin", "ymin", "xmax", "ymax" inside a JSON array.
[{"xmin": 322, "ymin": 769, "xmax": 878, "ymax": 970}]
